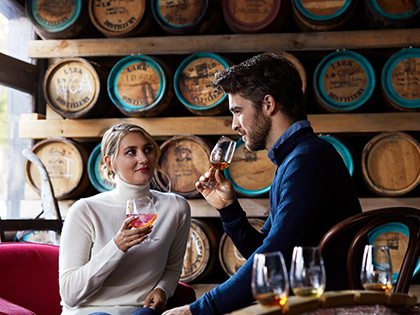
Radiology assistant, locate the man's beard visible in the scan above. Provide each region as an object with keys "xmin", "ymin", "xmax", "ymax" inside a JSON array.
[{"xmin": 245, "ymin": 110, "xmax": 271, "ymax": 152}]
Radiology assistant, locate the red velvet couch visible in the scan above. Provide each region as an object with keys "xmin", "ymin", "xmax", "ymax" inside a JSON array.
[{"xmin": 0, "ymin": 242, "xmax": 195, "ymax": 315}]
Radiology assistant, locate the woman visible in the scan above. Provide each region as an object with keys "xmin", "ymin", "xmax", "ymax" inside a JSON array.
[{"xmin": 59, "ymin": 123, "xmax": 191, "ymax": 315}]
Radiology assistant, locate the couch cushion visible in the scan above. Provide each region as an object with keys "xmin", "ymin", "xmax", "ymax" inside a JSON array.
[
  {"xmin": 0, "ymin": 243, "xmax": 62, "ymax": 315},
  {"xmin": 0, "ymin": 297, "xmax": 35, "ymax": 315}
]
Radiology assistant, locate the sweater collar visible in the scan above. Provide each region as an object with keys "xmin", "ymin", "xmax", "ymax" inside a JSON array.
[{"xmin": 109, "ymin": 175, "xmax": 152, "ymax": 204}]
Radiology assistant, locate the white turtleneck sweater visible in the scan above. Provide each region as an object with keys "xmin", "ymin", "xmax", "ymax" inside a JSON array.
[{"xmin": 59, "ymin": 177, "xmax": 191, "ymax": 315}]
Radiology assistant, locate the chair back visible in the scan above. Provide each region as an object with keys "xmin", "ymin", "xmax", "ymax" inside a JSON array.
[{"xmin": 318, "ymin": 207, "xmax": 420, "ymax": 293}]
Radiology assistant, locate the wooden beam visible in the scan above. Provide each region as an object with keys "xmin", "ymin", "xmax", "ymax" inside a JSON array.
[
  {"xmin": 0, "ymin": 53, "xmax": 39, "ymax": 94},
  {"xmin": 27, "ymin": 29, "xmax": 420, "ymax": 58},
  {"xmin": 18, "ymin": 113, "xmax": 420, "ymax": 139},
  {"xmin": 0, "ymin": 0, "xmax": 25, "ymax": 19}
]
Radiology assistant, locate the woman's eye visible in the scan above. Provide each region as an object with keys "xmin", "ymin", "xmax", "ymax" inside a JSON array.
[
  {"xmin": 144, "ymin": 147, "xmax": 153, "ymax": 153},
  {"xmin": 126, "ymin": 149, "xmax": 135, "ymax": 155}
]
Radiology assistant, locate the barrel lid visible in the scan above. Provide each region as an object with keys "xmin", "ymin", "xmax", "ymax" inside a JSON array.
[
  {"xmin": 174, "ymin": 52, "xmax": 229, "ymax": 112},
  {"xmin": 43, "ymin": 58, "xmax": 101, "ymax": 117},
  {"xmin": 223, "ymin": 139, "xmax": 275, "ymax": 196},
  {"xmin": 382, "ymin": 48, "xmax": 420, "ymax": 110},
  {"xmin": 367, "ymin": 0, "xmax": 420, "ymax": 20},
  {"xmin": 222, "ymin": 0, "xmax": 281, "ymax": 31},
  {"xmin": 368, "ymin": 222, "xmax": 420, "ymax": 283},
  {"xmin": 28, "ymin": 0, "xmax": 82, "ymax": 33},
  {"xmin": 89, "ymin": 0, "xmax": 147, "ymax": 36},
  {"xmin": 151, "ymin": 0, "xmax": 208, "ymax": 30},
  {"xmin": 314, "ymin": 50, "xmax": 375, "ymax": 112},
  {"xmin": 318, "ymin": 135, "xmax": 354, "ymax": 176},
  {"xmin": 107, "ymin": 55, "xmax": 166, "ymax": 116},
  {"xmin": 88, "ymin": 143, "xmax": 116, "ymax": 193},
  {"xmin": 293, "ymin": 0, "xmax": 353, "ymax": 21}
]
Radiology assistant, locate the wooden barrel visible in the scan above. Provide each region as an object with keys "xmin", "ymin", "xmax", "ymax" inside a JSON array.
[
  {"xmin": 219, "ymin": 218, "xmax": 265, "ymax": 276},
  {"xmin": 361, "ymin": 132, "xmax": 420, "ymax": 197},
  {"xmin": 292, "ymin": 0, "xmax": 358, "ymax": 32},
  {"xmin": 313, "ymin": 50, "xmax": 376, "ymax": 113},
  {"xmin": 222, "ymin": 0, "xmax": 290, "ymax": 33},
  {"xmin": 318, "ymin": 135, "xmax": 354, "ymax": 176},
  {"xmin": 364, "ymin": 0, "xmax": 420, "ymax": 29},
  {"xmin": 155, "ymin": 135, "xmax": 211, "ymax": 198},
  {"xmin": 88, "ymin": 0, "xmax": 154, "ymax": 37},
  {"xmin": 151, "ymin": 0, "xmax": 220, "ymax": 35},
  {"xmin": 43, "ymin": 58, "xmax": 115, "ymax": 119},
  {"xmin": 25, "ymin": 138, "xmax": 92, "ymax": 200},
  {"xmin": 272, "ymin": 52, "xmax": 307, "ymax": 100},
  {"xmin": 368, "ymin": 223, "xmax": 420, "ymax": 283},
  {"xmin": 87, "ymin": 143, "xmax": 116, "ymax": 193},
  {"xmin": 224, "ymin": 139, "xmax": 276, "ymax": 197},
  {"xmin": 181, "ymin": 219, "xmax": 220, "ymax": 283},
  {"xmin": 25, "ymin": 0, "xmax": 90, "ymax": 39},
  {"xmin": 174, "ymin": 53, "xmax": 229, "ymax": 116},
  {"xmin": 107, "ymin": 55, "xmax": 174, "ymax": 118},
  {"xmin": 381, "ymin": 48, "xmax": 420, "ymax": 112}
]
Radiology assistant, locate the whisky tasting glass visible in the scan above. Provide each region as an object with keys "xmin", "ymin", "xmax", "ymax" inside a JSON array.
[
  {"xmin": 361, "ymin": 245, "xmax": 393, "ymax": 293},
  {"xmin": 290, "ymin": 246, "xmax": 326, "ymax": 297},
  {"xmin": 202, "ymin": 136, "xmax": 236, "ymax": 189},
  {"xmin": 251, "ymin": 251, "xmax": 289, "ymax": 307},
  {"xmin": 126, "ymin": 196, "xmax": 159, "ymax": 243}
]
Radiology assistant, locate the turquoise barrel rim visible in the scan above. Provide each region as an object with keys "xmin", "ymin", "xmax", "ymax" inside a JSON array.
[
  {"xmin": 382, "ymin": 48, "xmax": 420, "ymax": 110},
  {"xmin": 293, "ymin": 0, "xmax": 353, "ymax": 21},
  {"xmin": 368, "ymin": 0, "xmax": 420, "ymax": 20},
  {"xmin": 151, "ymin": 0, "xmax": 209, "ymax": 29},
  {"xmin": 368, "ymin": 223, "xmax": 420, "ymax": 284},
  {"xmin": 174, "ymin": 52, "xmax": 229, "ymax": 112},
  {"xmin": 319, "ymin": 135, "xmax": 354, "ymax": 176},
  {"xmin": 31, "ymin": 0, "xmax": 82, "ymax": 33},
  {"xmin": 314, "ymin": 50, "xmax": 376, "ymax": 112},
  {"xmin": 107, "ymin": 55, "xmax": 166, "ymax": 115},
  {"xmin": 223, "ymin": 139, "xmax": 271, "ymax": 196},
  {"xmin": 88, "ymin": 143, "xmax": 115, "ymax": 192}
]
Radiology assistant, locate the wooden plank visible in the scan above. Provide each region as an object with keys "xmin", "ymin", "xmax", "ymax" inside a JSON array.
[
  {"xmin": 27, "ymin": 29, "xmax": 420, "ymax": 58},
  {"xmin": 18, "ymin": 113, "xmax": 420, "ymax": 139},
  {"xmin": 0, "ymin": 53, "xmax": 39, "ymax": 94},
  {"xmin": 188, "ymin": 199, "xmax": 270, "ymax": 218}
]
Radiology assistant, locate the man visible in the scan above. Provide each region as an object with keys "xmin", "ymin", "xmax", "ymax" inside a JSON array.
[{"xmin": 163, "ymin": 53, "xmax": 362, "ymax": 315}]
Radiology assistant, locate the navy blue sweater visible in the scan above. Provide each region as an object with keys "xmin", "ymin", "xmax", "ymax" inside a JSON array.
[{"xmin": 190, "ymin": 123, "xmax": 362, "ymax": 315}]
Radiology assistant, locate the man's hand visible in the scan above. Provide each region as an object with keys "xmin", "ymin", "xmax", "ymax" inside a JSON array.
[
  {"xmin": 196, "ymin": 167, "xmax": 237, "ymax": 210},
  {"xmin": 144, "ymin": 288, "xmax": 166, "ymax": 312},
  {"xmin": 162, "ymin": 304, "xmax": 192, "ymax": 315}
]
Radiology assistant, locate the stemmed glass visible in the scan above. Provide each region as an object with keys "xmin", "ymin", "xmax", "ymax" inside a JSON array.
[
  {"xmin": 361, "ymin": 245, "xmax": 393, "ymax": 293},
  {"xmin": 251, "ymin": 252, "xmax": 289, "ymax": 307},
  {"xmin": 202, "ymin": 136, "xmax": 236, "ymax": 189},
  {"xmin": 126, "ymin": 196, "xmax": 159, "ymax": 243},
  {"xmin": 290, "ymin": 246, "xmax": 326, "ymax": 298}
]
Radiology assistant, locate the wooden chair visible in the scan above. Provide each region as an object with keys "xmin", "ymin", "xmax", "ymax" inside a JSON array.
[
  {"xmin": 318, "ymin": 207, "xmax": 420, "ymax": 293},
  {"xmin": 0, "ymin": 149, "xmax": 63, "ymax": 244}
]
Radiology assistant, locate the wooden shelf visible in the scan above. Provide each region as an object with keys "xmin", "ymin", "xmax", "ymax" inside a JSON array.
[
  {"xmin": 27, "ymin": 28, "xmax": 420, "ymax": 58},
  {"xmin": 19, "ymin": 112, "xmax": 420, "ymax": 139}
]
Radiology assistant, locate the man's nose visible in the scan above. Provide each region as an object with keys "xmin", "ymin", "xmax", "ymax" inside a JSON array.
[{"xmin": 232, "ymin": 118, "xmax": 239, "ymax": 131}]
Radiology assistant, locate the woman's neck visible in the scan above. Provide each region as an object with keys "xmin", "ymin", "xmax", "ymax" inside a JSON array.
[{"xmin": 109, "ymin": 175, "xmax": 151, "ymax": 204}]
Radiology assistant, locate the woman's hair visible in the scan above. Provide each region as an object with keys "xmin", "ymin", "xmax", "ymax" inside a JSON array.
[
  {"xmin": 101, "ymin": 123, "xmax": 163, "ymax": 186},
  {"xmin": 213, "ymin": 52, "xmax": 306, "ymax": 121}
]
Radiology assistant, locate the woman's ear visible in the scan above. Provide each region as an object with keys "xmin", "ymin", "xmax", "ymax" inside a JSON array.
[
  {"xmin": 263, "ymin": 94, "xmax": 277, "ymax": 116},
  {"xmin": 104, "ymin": 155, "xmax": 114, "ymax": 172}
]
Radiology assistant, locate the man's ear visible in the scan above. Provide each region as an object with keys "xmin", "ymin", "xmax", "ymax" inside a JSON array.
[{"xmin": 263, "ymin": 94, "xmax": 277, "ymax": 116}]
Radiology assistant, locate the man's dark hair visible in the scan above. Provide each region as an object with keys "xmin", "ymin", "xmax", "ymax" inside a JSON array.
[{"xmin": 213, "ymin": 52, "xmax": 306, "ymax": 121}]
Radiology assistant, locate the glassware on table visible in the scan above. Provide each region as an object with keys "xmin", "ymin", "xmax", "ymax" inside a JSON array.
[
  {"xmin": 202, "ymin": 136, "xmax": 236, "ymax": 189},
  {"xmin": 361, "ymin": 245, "xmax": 393, "ymax": 293},
  {"xmin": 251, "ymin": 251, "xmax": 289, "ymax": 307},
  {"xmin": 126, "ymin": 196, "xmax": 159, "ymax": 243},
  {"xmin": 290, "ymin": 246, "xmax": 326, "ymax": 297}
]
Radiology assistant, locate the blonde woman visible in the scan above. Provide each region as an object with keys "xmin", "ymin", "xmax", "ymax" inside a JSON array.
[{"xmin": 59, "ymin": 123, "xmax": 191, "ymax": 315}]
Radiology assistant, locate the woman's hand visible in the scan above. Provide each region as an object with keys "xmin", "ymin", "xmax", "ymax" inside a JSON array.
[
  {"xmin": 144, "ymin": 287, "xmax": 166, "ymax": 312},
  {"xmin": 196, "ymin": 167, "xmax": 237, "ymax": 210},
  {"xmin": 114, "ymin": 216, "xmax": 152, "ymax": 252}
]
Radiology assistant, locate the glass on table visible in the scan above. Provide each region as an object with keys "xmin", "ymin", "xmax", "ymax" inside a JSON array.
[
  {"xmin": 290, "ymin": 246, "xmax": 326, "ymax": 298},
  {"xmin": 361, "ymin": 245, "xmax": 393, "ymax": 293},
  {"xmin": 251, "ymin": 251, "xmax": 289, "ymax": 307},
  {"xmin": 126, "ymin": 196, "xmax": 159, "ymax": 243}
]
